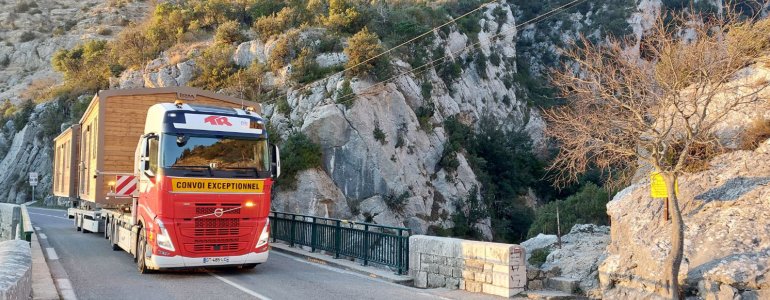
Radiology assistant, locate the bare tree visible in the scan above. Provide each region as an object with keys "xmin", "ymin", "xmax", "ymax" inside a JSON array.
[{"xmin": 544, "ymin": 9, "xmax": 770, "ymax": 299}]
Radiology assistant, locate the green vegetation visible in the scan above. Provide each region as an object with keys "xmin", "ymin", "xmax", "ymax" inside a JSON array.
[
  {"xmin": 373, "ymin": 124, "xmax": 386, "ymax": 144},
  {"xmin": 344, "ymin": 27, "xmax": 388, "ymax": 79},
  {"xmin": 384, "ymin": 191, "xmax": 410, "ymax": 212},
  {"xmin": 442, "ymin": 115, "xmax": 543, "ymax": 243},
  {"xmin": 336, "ymin": 79, "xmax": 354, "ymax": 108},
  {"xmin": 527, "ymin": 183, "xmax": 611, "ymax": 237},
  {"xmin": 528, "ymin": 248, "xmax": 550, "ymax": 267},
  {"xmin": 276, "ymin": 133, "xmax": 323, "ymax": 189},
  {"xmin": 214, "ymin": 20, "xmax": 245, "ymax": 44},
  {"xmin": 189, "ymin": 44, "xmax": 238, "ymax": 91}
]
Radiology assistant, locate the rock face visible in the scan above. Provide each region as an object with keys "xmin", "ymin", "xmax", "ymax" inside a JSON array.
[
  {"xmin": 521, "ymin": 224, "xmax": 610, "ymax": 296},
  {"xmin": 0, "ymin": 0, "xmax": 149, "ymax": 103},
  {"xmin": 0, "ymin": 105, "xmax": 54, "ymax": 204},
  {"xmin": 600, "ymin": 141, "xmax": 770, "ymax": 299}
]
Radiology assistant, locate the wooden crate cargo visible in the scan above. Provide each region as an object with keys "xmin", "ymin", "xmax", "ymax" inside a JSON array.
[
  {"xmin": 53, "ymin": 124, "xmax": 80, "ymax": 199},
  {"xmin": 59, "ymin": 87, "xmax": 260, "ymax": 205}
]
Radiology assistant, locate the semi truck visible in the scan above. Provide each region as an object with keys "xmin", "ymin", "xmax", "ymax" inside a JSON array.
[{"xmin": 52, "ymin": 87, "xmax": 280, "ymax": 273}]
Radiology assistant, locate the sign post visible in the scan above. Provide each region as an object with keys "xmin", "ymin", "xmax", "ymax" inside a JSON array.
[
  {"xmin": 650, "ymin": 172, "xmax": 678, "ymax": 222},
  {"xmin": 29, "ymin": 172, "xmax": 38, "ymax": 203}
]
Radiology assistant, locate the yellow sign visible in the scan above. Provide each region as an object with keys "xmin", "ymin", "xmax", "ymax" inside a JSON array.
[
  {"xmin": 171, "ymin": 178, "xmax": 265, "ymax": 193},
  {"xmin": 650, "ymin": 172, "xmax": 678, "ymax": 198}
]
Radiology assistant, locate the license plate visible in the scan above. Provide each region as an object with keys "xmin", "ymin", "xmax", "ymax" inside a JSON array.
[{"xmin": 202, "ymin": 257, "xmax": 230, "ymax": 264}]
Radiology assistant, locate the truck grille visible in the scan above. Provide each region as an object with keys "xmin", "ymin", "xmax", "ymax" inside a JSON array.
[
  {"xmin": 194, "ymin": 218, "xmax": 239, "ymax": 228},
  {"xmin": 193, "ymin": 228, "xmax": 240, "ymax": 237},
  {"xmin": 192, "ymin": 243, "xmax": 240, "ymax": 252},
  {"xmin": 195, "ymin": 207, "xmax": 241, "ymax": 215}
]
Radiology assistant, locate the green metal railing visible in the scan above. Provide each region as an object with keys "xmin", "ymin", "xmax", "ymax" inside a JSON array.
[{"xmin": 269, "ymin": 212, "xmax": 411, "ymax": 275}]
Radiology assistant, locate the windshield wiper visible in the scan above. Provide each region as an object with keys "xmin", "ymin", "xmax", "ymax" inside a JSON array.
[{"xmin": 171, "ymin": 165, "xmax": 213, "ymax": 175}]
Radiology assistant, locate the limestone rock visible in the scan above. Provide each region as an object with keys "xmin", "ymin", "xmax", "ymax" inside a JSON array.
[{"xmin": 271, "ymin": 169, "xmax": 350, "ymax": 219}]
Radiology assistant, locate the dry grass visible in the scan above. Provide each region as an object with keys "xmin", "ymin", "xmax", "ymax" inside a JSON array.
[
  {"xmin": 740, "ymin": 118, "xmax": 770, "ymax": 150},
  {"xmin": 19, "ymin": 77, "xmax": 57, "ymax": 103}
]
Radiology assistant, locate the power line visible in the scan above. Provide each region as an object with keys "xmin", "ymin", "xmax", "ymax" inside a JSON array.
[
  {"xmin": 330, "ymin": 0, "xmax": 589, "ymax": 107},
  {"xmin": 259, "ymin": 0, "xmax": 500, "ymax": 104}
]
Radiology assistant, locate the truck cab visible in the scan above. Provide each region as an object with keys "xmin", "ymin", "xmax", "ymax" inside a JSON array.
[{"xmin": 133, "ymin": 102, "xmax": 279, "ymax": 272}]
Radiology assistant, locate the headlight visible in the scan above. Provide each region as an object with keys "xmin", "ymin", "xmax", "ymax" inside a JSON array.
[
  {"xmin": 155, "ymin": 219, "xmax": 176, "ymax": 252},
  {"xmin": 256, "ymin": 220, "xmax": 269, "ymax": 248}
]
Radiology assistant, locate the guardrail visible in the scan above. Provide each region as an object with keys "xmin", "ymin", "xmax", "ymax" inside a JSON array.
[
  {"xmin": 269, "ymin": 212, "xmax": 411, "ymax": 275},
  {"xmin": 19, "ymin": 205, "xmax": 32, "ymax": 242}
]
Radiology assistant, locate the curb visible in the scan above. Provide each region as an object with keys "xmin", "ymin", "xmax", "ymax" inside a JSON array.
[
  {"xmin": 270, "ymin": 242, "xmax": 413, "ymax": 286},
  {"xmin": 30, "ymin": 232, "xmax": 58, "ymax": 300}
]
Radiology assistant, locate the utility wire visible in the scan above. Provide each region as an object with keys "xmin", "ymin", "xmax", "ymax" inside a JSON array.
[
  {"xmin": 260, "ymin": 0, "xmax": 500, "ymax": 104},
  {"xmin": 330, "ymin": 0, "xmax": 589, "ymax": 107}
]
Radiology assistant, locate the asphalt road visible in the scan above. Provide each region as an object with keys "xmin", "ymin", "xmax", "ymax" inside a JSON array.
[{"xmin": 28, "ymin": 207, "xmax": 498, "ymax": 300}]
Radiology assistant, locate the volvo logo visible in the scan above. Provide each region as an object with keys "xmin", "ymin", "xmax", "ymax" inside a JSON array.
[{"xmin": 214, "ymin": 208, "xmax": 224, "ymax": 218}]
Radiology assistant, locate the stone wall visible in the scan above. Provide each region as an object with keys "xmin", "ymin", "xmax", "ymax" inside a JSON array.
[
  {"xmin": 409, "ymin": 235, "xmax": 526, "ymax": 298},
  {"xmin": 0, "ymin": 240, "xmax": 32, "ymax": 300},
  {"xmin": 0, "ymin": 204, "xmax": 20, "ymax": 241}
]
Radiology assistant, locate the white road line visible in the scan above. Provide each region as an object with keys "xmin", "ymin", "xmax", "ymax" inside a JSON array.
[
  {"xmin": 34, "ymin": 226, "xmax": 41, "ymax": 231},
  {"xmin": 38, "ymin": 233, "xmax": 47, "ymax": 239},
  {"xmin": 55, "ymin": 278, "xmax": 78, "ymax": 300},
  {"xmin": 46, "ymin": 248, "xmax": 59, "ymax": 260},
  {"xmin": 28, "ymin": 212, "xmax": 70, "ymax": 220},
  {"xmin": 208, "ymin": 272, "xmax": 272, "ymax": 300}
]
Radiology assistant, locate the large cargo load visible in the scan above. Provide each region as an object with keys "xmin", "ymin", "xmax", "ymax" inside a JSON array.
[
  {"xmin": 53, "ymin": 124, "xmax": 80, "ymax": 199},
  {"xmin": 69, "ymin": 87, "xmax": 260, "ymax": 205}
]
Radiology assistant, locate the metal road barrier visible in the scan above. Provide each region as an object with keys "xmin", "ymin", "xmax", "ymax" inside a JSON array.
[
  {"xmin": 19, "ymin": 205, "xmax": 33, "ymax": 242},
  {"xmin": 269, "ymin": 212, "xmax": 411, "ymax": 275}
]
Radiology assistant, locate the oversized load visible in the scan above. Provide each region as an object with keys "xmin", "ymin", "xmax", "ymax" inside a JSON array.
[
  {"xmin": 55, "ymin": 87, "xmax": 261, "ymax": 205},
  {"xmin": 53, "ymin": 124, "xmax": 80, "ymax": 199}
]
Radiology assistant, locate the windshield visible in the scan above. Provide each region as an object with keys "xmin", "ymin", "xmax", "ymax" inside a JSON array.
[{"xmin": 161, "ymin": 133, "xmax": 270, "ymax": 174}]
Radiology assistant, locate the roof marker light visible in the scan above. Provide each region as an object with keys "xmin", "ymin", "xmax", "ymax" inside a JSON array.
[{"xmin": 174, "ymin": 100, "xmax": 184, "ymax": 108}]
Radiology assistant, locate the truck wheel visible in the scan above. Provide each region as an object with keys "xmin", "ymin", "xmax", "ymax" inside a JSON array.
[
  {"xmin": 110, "ymin": 223, "xmax": 120, "ymax": 251},
  {"xmin": 137, "ymin": 229, "xmax": 153, "ymax": 274},
  {"xmin": 104, "ymin": 220, "xmax": 110, "ymax": 239}
]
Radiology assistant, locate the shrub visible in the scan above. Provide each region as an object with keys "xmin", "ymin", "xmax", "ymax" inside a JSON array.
[
  {"xmin": 51, "ymin": 40, "xmax": 112, "ymax": 93},
  {"xmin": 527, "ymin": 183, "xmax": 611, "ymax": 237},
  {"xmin": 97, "ymin": 27, "xmax": 113, "ymax": 36},
  {"xmin": 12, "ymin": 100, "xmax": 35, "ymax": 131},
  {"xmin": 384, "ymin": 191, "xmax": 410, "ymax": 212},
  {"xmin": 336, "ymin": 79, "xmax": 355, "ymax": 108},
  {"xmin": 450, "ymin": 186, "xmax": 487, "ymax": 239},
  {"xmin": 528, "ymin": 248, "xmax": 550, "ymax": 267},
  {"xmin": 253, "ymin": 7, "xmax": 298, "ymax": 39},
  {"xmin": 277, "ymin": 133, "xmax": 323, "ymax": 189},
  {"xmin": 373, "ymin": 124, "xmax": 386, "ymax": 144},
  {"xmin": 275, "ymin": 95, "xmax": 291, "ymax": 116},
  {"xmin": 190, "ymin": 44, "xmax": 237, "ymax": 91},
  {"xmin": 740, "ymin": 119, "xmax": 770, "ymax": 150},
  {"xmin": 268, "ymin": 33, "xmax": 299, "ymax": 71},
  {"xmin": 421, "ymin": 82, "xmax": 432, "ymax": 100},
  {"xmin": 475, "ymin": 52, "xmax": 488, "ymax": 79},
  {"xmin": 226, "ymin": 62, "xmax": 267, "ymax": 102},
  {"xmin": 344, "ymin": 27, "xmax": 387, "ymax": 79},
  {"xmin": 111, "ymin": 24, "xmax": 157, "ymax": 69},
  {"xmin": 214, "ymin": 20, "xmax": 244, "ymax": 44},
  {"xmin": 19, "ymin": 31, "xmax": 35, "ymax": 42},
  {"xmin": 320, "ymin": 0, "xmax": 363, "ymax": 33},
  {"xmin": 291, "ymin": 48, "xmax": 339, "ymax": 84}
]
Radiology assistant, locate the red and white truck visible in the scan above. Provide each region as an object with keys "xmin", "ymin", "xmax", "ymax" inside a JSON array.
[{"xmin": 53, "ymin": 87, "xmax": 279, "ymax": 272}]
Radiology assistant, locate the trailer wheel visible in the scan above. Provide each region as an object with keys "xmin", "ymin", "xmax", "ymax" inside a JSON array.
[
  {"xmin": 104, "ymin": 219, "xmax": 110, "ymax": 239},
  {"xmin": 75, "ymin": 214, "xmax": 82, "ymax": 231},
  {"xmin": 110, "ymin": 222, "xmax": 120, "ymax": 251},
  {"xmin": 137, "ymin": 228, "xmax": 153, "ymax": 274}
]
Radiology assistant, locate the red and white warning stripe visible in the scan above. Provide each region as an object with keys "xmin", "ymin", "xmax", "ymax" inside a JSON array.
[{"xmin": 115, "ymin": 175, "xmax": 137, "ymax": 196}]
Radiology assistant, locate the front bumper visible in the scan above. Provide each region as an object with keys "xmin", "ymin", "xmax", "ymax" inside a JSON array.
[{"xmin": 146, "ymin": 251, "xmax": 269, "ymax": 269}]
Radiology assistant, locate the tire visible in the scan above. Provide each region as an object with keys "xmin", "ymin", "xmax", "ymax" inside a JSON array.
[
  {"xmin": 104, "ymin": 220, "xmax": 110, "ymax": 239},
  {"xmin": 110, "ymin": 223, "xmax": 120, "ymax": 251},
  {"xmin": 137, "ymin": 228, "xmax": 153, "ymax": 274}
]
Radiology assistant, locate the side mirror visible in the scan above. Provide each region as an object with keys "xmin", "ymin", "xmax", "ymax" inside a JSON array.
[
  {"xmin": 270, "ymin": 144, "xmax": 281, "ymax": 178},
  {"xmin": 140, "ymin": 157, "xmax": 154, "ymax": 178}
]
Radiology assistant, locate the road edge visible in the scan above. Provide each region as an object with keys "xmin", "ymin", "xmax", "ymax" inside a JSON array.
[
  {"xmin": 30, "ymin": 231, "xmax": 59, "ymax": 300},
  {"xmin": 269, "ymin": 242, "xmax": 413, "ymax": 286}
]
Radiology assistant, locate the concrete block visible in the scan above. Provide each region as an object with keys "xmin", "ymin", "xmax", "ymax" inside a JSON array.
[
  {"xmin": 484, "ymin": 244, "xmax": 512, "ymax": 265},
  {"xmin": 461, "ymin": 241, "xmax": 486, "ymax": 260},
  {"xmin": 483, "ymin": 263, "xmax": 494, "ymax": 273},
  {"xmin": 446, "ymin": 277, "xmax": 460, "ymax": 290},
  {"xmin": 485, "ymin": 273, "xmax": 493, "ymax": 284},
  {"xmin": 427, "ymin": 273, "xmax": 446, "ymax": 288},
  {"xmin": 459, "ymin": 279, "xmax": 466, "ymax": 290},
  {"xmin": 0, "ymin": 240, "xmax": 32, "ymax": 300},
  {"xmin": 409, "ymin": 251, "xmax": 421, "ymax": 272},
  {"xmin": 428, "ymin": 264, "xmax": 439, "ymax": 274},
  {"xmin": 465, "ymin": 259, "xmax": 484, "ymax": 272},
  {"xmin": 465, "ymin": 280, "xmax": 482, "ymax": 293},
  {"xmin": 413, "ymin": 271, "xmax": 428, "ymax": 288},
  {"xmin": 462, "ymin": 270, "xmax": 475, "ymax": 279},
  {"xmin": 474, "ymin": 272, "xmax": 486, "ymax": 282},
  {"xmin": 483, "ymin": 284, "xmax": 523, "ymax": 298},
  {"xmin": 528, "ymin": 279, "xmax": 544, "ymax": 290},
  {"xmin": 452, "ymin": 267, "xmax": 463, "ymax": 278},
  {"xmin": 493, "ymin": 264, "xmax": 510, "ymax": 273},
  {"xmin": 439, "ymin": 265, "xmax": 453, "ymax": 277},
  {"xmin": 547, "ymin": 276, "xmax": 580, "ymax": 294}
]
